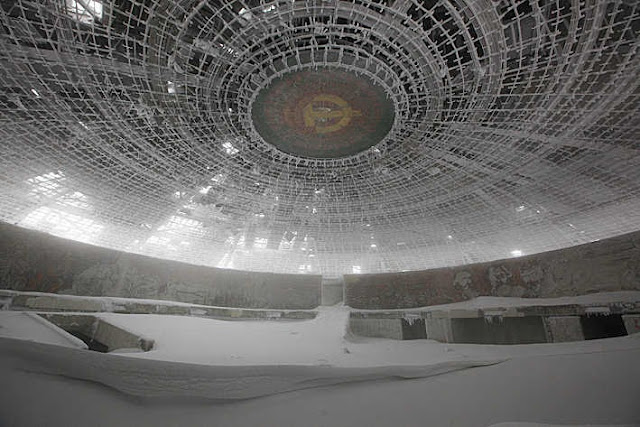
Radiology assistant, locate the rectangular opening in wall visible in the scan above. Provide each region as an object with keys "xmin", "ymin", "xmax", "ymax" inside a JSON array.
[
  {"xmin": 38, "ymin": 313, "xmax": 154, "ymax": 352},
  {"xmin": 580, "ymin": 314, "xmax": 628, "ymax": 340},
  {"xmin": 401, "ymin": 318, "xmax": 427, "ymax": 340},
  {"xmin": 451, "ymin": 316, "xmax": 547, "ymax": 344}
]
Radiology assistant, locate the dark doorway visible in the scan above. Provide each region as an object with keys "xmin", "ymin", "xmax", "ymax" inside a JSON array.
[
  {"xmin": 401, "ymin": 318, "xmax": 427, "ymax": 340},
  {"xmin": 580, "ymin": 315, "xmax": 627, "ymax": 340},
  {"xmin": 67, "ymin": 331, "xmax": 110, "ymax": 352}
]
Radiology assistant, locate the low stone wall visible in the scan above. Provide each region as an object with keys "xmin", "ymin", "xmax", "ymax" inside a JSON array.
[
  {"xmin": 0, "ymin": 223, "xmax": 322, "ymax": 309},
  {"xmin": 350, "ymin": 298, "xmax": 640, "ymax": 342},
  {"xmin": 345, "ymin": 230, "xmax": 640, "ymax": 309},
  {"xmin": 1, "ymin": 290, "xmax": 317, "ymax": 320}
]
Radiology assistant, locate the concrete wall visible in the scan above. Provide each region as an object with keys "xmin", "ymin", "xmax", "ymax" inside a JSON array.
[
  {"xmin": 349, "ymin": 318, "xmax": 403, "ymax": 340},
  {"xmin": 425, "ymin": 318, "xmax": 453, "ymax": 342},
  {"xmin": 623, "ymin": 314, "xmax": 640, "ymax": 335},
  {"xmin": 0, "ymin": 223, "xmax": 321, "ymax": 309},
  {"xmin": 544, "ymin": 316, "xmax": 585, "ymax": 342},
  {"xmin": 345, "ymin": 230, "xmax": 640, "ymax": 309},
  {"xmin": 450, "ymin": 317, "xmax": 548, "ymax": 345}
]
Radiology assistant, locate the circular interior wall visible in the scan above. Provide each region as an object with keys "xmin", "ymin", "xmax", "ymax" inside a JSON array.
[{"xmin": 251, "ymin": 68, "xmax": 395, "ymax": 158}]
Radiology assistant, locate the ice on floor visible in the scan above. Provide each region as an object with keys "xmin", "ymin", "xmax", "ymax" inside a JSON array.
[
  {"xmin": 1, "ymin": 293, "xmax": 639, "ymax": 426},
  {"xmin": 0, "ymin": 311, "xmax": 86, "ymax": 349}
]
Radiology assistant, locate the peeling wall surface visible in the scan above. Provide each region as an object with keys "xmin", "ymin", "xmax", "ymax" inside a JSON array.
[
  {"xmin": 0, "ymin": 223, "xmax": 321, "ymax": 309},
  {"xmin": 345, "ymin": 231, "xmax": 640, "ymax": 309}
]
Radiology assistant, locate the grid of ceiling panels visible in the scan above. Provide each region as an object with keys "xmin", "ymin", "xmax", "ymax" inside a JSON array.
[{"xmin": 1, "ymin": 0, "xmax": 639, "ymax": 276}]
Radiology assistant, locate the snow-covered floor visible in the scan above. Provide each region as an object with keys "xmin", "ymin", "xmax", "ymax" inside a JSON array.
[
  {"xmin": 97, "ymin": 305, "xmax": 640, "ymax": 368},
  {"xmin": 1, "ymin": 338, "xmax": 638, "ymax": 427},
  {"xmin": 1, "ymin": 297, "xmax": 640, "ymax": 426}
]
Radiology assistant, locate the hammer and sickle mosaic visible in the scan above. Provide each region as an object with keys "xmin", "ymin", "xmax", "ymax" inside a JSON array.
[
  {"xmin": 251, "ymin": 69, "xmax": 394, "ymax": 158},
  {"xmin": 302, "ymin": 94, "xmax": 362, "ymax": 134}
]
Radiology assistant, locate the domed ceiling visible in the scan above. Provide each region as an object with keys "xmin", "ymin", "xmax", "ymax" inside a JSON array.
[{"xmin": 1, "ymin": 0, "xmax": 640, "ymax": 276}]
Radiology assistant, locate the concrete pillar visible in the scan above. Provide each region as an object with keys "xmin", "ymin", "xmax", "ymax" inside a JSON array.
[
  {"xmin": 349, "ymin": 318, "xmax": 403, "ymax": 340},
  {"xmin": 425, "ymin": 317, "xmax": 453, "ymax": 343},
  {"xmin": 544, "ymin": 316, "xmax": 584, "ymax": 342},
  {"xmin": 622, "ymin": 314, "xmax": 640, "ymax": 335},
  {"xmin": 93, "ymin": 320, "xmax": 155, "ymax": 351}
]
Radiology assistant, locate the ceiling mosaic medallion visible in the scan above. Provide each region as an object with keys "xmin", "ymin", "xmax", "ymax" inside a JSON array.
[{"xmin": 251, "ymin": 68, "xmax": 395, "ymax": 158}]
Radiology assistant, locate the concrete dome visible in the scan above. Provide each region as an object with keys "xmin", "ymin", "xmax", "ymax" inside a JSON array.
[{"xmin": 1, "ymin": 0, "xmax": 639, "ymax": 276}]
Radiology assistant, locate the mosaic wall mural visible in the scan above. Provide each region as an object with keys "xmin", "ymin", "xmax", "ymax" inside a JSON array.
[
  {"xmin": 0, "ymin": 223, "xmax": 321, "ymax": 309},
  {"xmin": 345, "ymin": 231, "xmax": 640, "ymax": 309}
]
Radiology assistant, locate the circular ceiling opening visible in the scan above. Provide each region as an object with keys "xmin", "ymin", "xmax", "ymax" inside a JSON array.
[{"xmin": 251, "ymin": 68, "xmax": 395, "ymax": 158}]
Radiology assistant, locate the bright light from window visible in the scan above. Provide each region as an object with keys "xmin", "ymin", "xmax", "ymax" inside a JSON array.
[
  {"xmin": 146, "ymin": 235, "xmax": 172, "ymax": 246},
  {"xmin": 143, "ymin": 216, "xmax": 205, "ymax": 252},
  {"xmin": 21, "ymin": 206, "xmax": 103, "ymax": 243},
  {"xmin": 298, "ymin": 264, "xmax": 312, "ymax": 273},
  {"xmin": 157, "ymin": 215, "xmax": 203, "ymax": 233},
  {"xmin": 238, "ymin": 7, "xmax": 254, "ymax": 26},
  {"xmin": 510, "ymin": 249, "xmax": 523, "ymax": 257},
  {"xmin": 352, "ymin": 265, "xmax": 361, "ymax": 274},
  {"xmin": 66, "ymin": 0, "xmax": 103, "ymax": 24},
  {"xmin": 222, "ymin": 141, "xmax": 239, "ymax": 155},
  {"xmin": 220, "ymin": 44, "xmax": 238, "ymax": 57},
  {"xmin": 59, "ymin": 191, "xmax": 90, "ymax": 209},
  {"xmin": 211, "ymin": 173, "xmax": 226, "ymax": 184},
  {"xmin": 254, "ymin": 237, "xmax": 268, "ymax": 249},
  {"xmin": 217, "ymin": 252, "xmax": 233, "ymax": 268},
  {"xmin": 26, "ymin": 172, "xmax": 65, "ymax": 198}
]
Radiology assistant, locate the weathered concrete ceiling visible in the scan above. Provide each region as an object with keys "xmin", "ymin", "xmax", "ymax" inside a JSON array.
[{"xmin": 1, "ymin": 0, "xmax": 639, "ymax": 276}]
